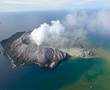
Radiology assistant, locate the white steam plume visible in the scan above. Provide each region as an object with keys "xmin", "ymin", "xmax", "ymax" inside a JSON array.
[
  {"xmin": 30, "ymin": 20, "xmax": 65, "ymax": 46},
  {"xmin": 30, "ymin": 12, "xmax": 90, "ymax": 48}
]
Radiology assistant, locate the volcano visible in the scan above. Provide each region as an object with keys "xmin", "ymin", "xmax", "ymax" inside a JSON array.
[
  {"xmin": 0, "ymin": 31, "xmax": 71, "ymax": 69},
  {"xmin": 0, "ymin": 28, "xmax": 97, "ymax": 70}
]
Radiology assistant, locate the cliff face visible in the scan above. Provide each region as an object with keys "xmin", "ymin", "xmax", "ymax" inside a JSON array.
[{"xmin": 0, "ymin": 32, "xmax": 70, "ymax": 69}]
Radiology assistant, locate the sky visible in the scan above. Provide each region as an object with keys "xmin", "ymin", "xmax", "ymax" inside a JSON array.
[{"xmin": 0, "ymin": 0, "xmax": 110, "ymax": 12}]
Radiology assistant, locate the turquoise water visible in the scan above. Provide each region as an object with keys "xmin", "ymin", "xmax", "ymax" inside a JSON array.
[
  {"xmin": 0, "ymin": 54, "xmax": 106, "ymax": 90},
  {"xmin": 0, "ymin": 11, "xmax": 110, "ymax": 90},
  {"xmin": 0, "ymin": 54, "xmax": 104, "ymax": 90}
]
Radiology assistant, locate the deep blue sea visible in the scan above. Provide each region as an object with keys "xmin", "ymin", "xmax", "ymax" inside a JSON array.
[{"xmin": 0, "ymin": 11, "xmax": 110, "ymax": 90}]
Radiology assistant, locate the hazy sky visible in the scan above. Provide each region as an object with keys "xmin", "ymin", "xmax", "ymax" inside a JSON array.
[{"xmin": 0, "ymin": 0, "xmax": 110, "ymax": 12}]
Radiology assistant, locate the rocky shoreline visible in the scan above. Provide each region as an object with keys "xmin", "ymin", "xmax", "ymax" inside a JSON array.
[
  {"xmin": 0, "ymin": 32, "xmax": 70, "ymax": 69},
  {"xmin": 0, "ymin": 31, "xmax": 97, "ymax": 69}
]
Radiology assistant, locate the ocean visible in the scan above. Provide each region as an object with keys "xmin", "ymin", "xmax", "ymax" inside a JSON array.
[{"xmin": 0, "ymin": 11, "xmax": 110, "ymax": 90}]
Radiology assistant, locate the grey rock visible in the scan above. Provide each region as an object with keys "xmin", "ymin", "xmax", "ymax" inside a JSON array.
[{"xmin": 1, "ymin": 32, "xmax": 70, "ymax": 69}]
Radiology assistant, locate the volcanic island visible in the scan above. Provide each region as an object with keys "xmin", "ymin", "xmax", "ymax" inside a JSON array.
[{"xmin": 0, "ymin": 29, "xmax": 97, "ymax": 70}]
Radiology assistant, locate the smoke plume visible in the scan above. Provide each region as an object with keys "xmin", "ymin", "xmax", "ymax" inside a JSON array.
[
  {"xmin": 30, "ymin": 10, "xmax": 110, "ymax": 49},
  {"xmin": 30, "ymin": 14, "xmax": 88, "ymax": 48}
]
